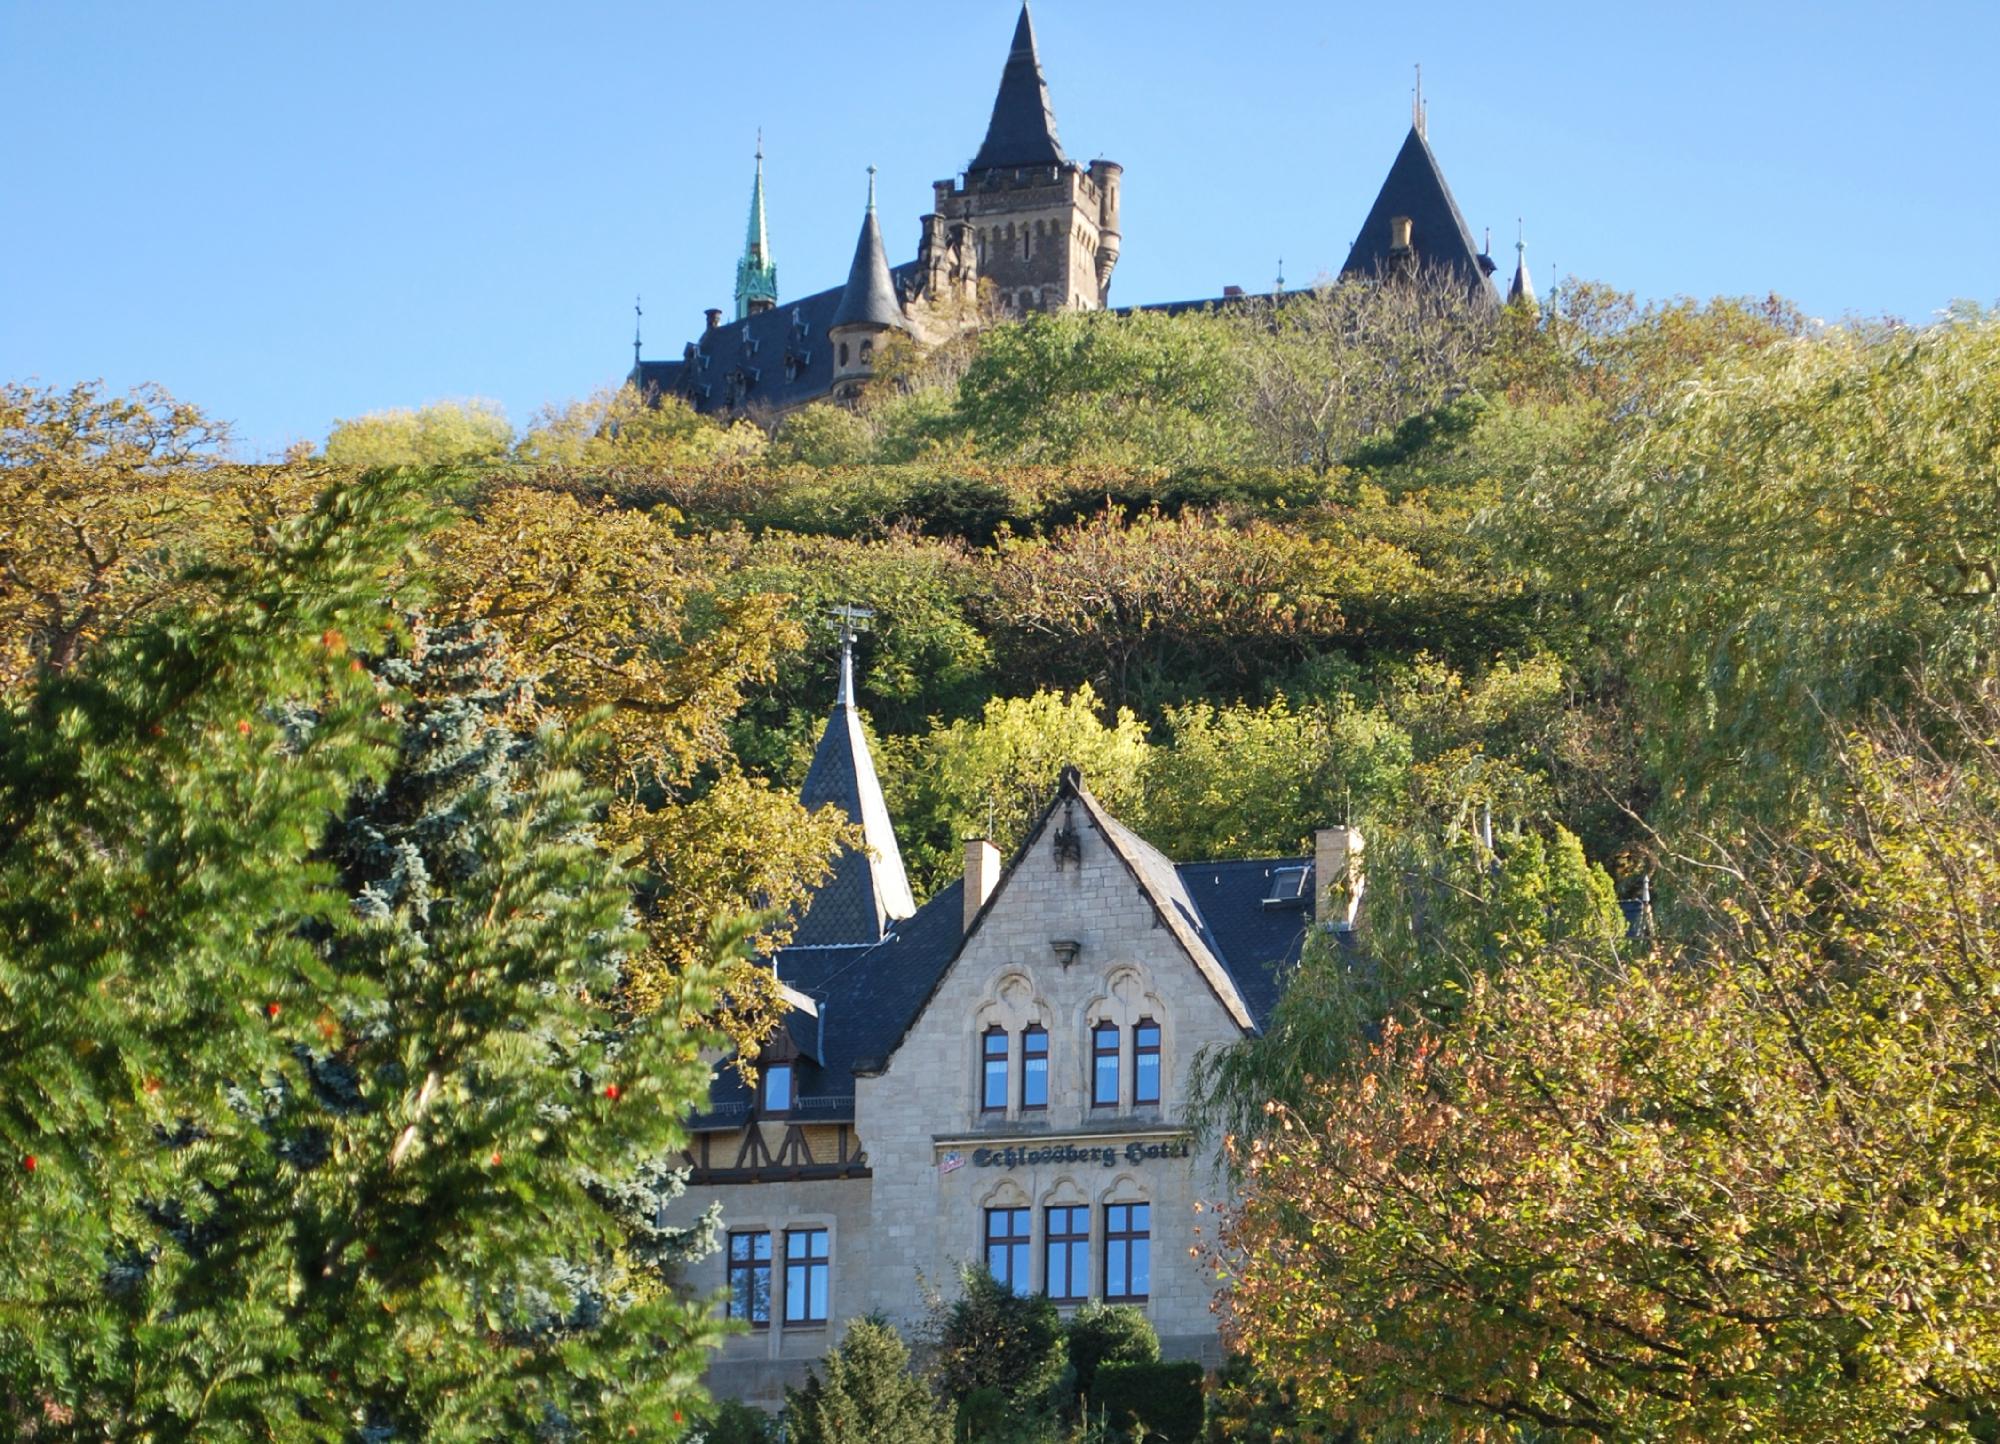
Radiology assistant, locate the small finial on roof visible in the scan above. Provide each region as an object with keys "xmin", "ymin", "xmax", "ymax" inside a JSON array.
[
  {"xmin": 1413, "ymin": 63, "xmax": 1425, "ymax": 138},
  {"xmin": 829, "ymin": 604, "xmax": 874, "ymax": 709},
  {"xmin": 632, "ymin": 295, "xmax": 643, "ymax": 366},
  {"xmin": 866, "ymin": 164, "xmax": 877, "ymax": 213},
  {"xmin": 1275, "ymin": 256, "xmax": 1285, "ymax": 292}
]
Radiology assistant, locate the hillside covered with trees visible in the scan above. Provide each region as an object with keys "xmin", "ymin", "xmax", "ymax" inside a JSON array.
[{"xmin": 4, "ymin": 272, "xmax": 1998, "ymax": 1441}]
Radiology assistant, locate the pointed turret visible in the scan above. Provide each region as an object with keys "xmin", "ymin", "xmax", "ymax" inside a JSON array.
[
  {"xmin": 734, "ymin": 137, "xmax": 779, "ymax": 319},
  {"xmin": 791, "ymin": 622, "xmax": 916, "ymax": 948},
  {"xmin": 1341, "ymin": 123, "xmax": 1495, "ymax": 300},
  {"xmin": 968, "ymin": 3, "xmax": 1066, "ymax": 173},
  {"xmin": 1508, "ymin": 221, "xmax": 1537, "ymax": 308},
  {"xmin": 829, "ymin": 170, "xmax": 907, "ymax": 333}
]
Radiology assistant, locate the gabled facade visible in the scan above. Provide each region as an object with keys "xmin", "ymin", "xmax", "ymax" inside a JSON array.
[
  {"xmin": 664, "ymin": 656, "xmax": 1362, "ymax": 1407},
  {"xmin": 628, "ymin": 4, "xmax": 1515, "ymax": 422}
]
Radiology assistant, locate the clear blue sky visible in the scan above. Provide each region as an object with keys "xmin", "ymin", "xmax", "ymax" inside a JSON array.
[{"xmin": 4, "ymin": 1, "xmax": 1994, "ymax": 457}]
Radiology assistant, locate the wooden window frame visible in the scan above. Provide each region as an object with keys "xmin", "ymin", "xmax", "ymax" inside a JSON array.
[
  {"xmin": 726, "ymin": 1230, "xmax": 772, "ymax": 1328},
  {"xmin": 985, "ymin": 1206, "xmax": 1032, "ymax": 1295},
  {"xmin": 1104, "ymin": 1202, "xmax": 1151, "ymax": 1303},
  {"xmin": 981, "ymin": 1026, "xmax": 1010, "ymax": 1113},
  {"xmin": 1133, "ymin": 1019, "xmax": 1162, "ymax": 1106},
  {"xmin": 1020, "ymin": 1024, "xmax": 1049, "ymax": 1111},
  {"xmin": 783, "ymin": 1227, "xmax": 830, "ymax": 1326},
  {"xmin": 1090, "ymin": 1021, "xmax": 1120, "ymax": 1108},
  {"xmin": 1044, "ymin": 1204, "xmax": 1090, "ymax": 1303}
]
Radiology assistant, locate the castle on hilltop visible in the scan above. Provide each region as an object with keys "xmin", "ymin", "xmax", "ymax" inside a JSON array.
[{"xmin": 629, "ymin": 3, "xmax": 1534, "ymax": 423}]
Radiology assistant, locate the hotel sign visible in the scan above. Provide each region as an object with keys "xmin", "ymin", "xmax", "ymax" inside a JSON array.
[{"xmin": 963, "ymin": 1136, "xmax": 1194, "ymax": 1170}]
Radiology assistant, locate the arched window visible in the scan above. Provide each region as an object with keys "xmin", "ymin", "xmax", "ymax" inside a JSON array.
[
  {"xmin": 860, "ymin": 338, "xmax": 873, "ymax": 363},
  {"xmin": 1021, "ymin": 1025, "xmax": 1049, "ymax": 1110},
  {"xmin": 1133, "ymin": 1020, "xmax": 1161, "ymax": 1106},
  {"xmin": 982, "ymin": 1027, "xmax": 1009, "ymax": 1112},
  {"xmin": 1091, "ymin": 1021, "xmax": 1120, "ymax": 1107},
  {"xmin": 838, "ymin": 341, "xmax": 850, "ymax": 367}
]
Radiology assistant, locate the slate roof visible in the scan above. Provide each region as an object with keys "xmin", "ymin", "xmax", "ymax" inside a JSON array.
[
  {"xmin": 1341, "ymin": 125, "xmax": 1496, "ymax": 298},
  {"xmin": 791, "ymin": 647, "xmax": 917, "ymax": 948},
  {"xmin": 828, "ymin": 199, "xmax": 909, "ymax": 333},
  {"xmin": 968, "ymin": 3, "xmax": 1067, "ymax": 174},
  {"xmin": 631, "ymin": 259, "xmax": 921, "ymax": 417},
  {"xmin": 692, "ymin": 758, "xmax": 1327, "ymax": 1127}
]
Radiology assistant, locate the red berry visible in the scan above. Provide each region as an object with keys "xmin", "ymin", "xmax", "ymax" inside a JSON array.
[
  {"xmin": 22, "ymin": 1155, "xmax": 35, "ymax": 1172},
  {"xmin": 490, "ymin": 1151, "xmax": 502, "ymax": 1166},
  {"xmin": 237, "ymin": 719, "xmax": 252, "ymax": 736},
  {"xmin": 604, "ymin": 1084, "xmax": 620, "ymax": 1101}
]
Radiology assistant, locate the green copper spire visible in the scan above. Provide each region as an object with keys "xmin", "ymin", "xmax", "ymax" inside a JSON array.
[{"xmin": 734, "ymin": 134, "xmax": 779, "ymax": 320}]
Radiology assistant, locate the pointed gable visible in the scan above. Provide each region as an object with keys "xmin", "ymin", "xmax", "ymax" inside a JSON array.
[
  {"xmin": 791, "ymin": 648, "xmax": 916, "ymax": 947},
  {"xmin": 1341, "ymin": 125, "xmax": 1494, "ymax": 298},
  {"xmin": 968, "ymin": 3, "xmax": 1067, "ymax": 173}
]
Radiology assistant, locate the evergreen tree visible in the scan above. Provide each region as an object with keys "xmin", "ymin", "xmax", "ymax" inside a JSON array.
[
  {"xmin": 783, "ymin": 1318, "xmax": 955, "ymax": 1444},
  {"xmin": 0, "ymin": 472, "xmax": 725, "ymax": 1440}
]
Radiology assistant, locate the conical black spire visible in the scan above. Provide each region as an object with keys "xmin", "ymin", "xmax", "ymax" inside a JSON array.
[
  {"xmin": 791, "ymin": 626, "xmax": 915, "ymax": 948},
  {"xmin": 829, "ymin": 170, "xmax": 908, "ymax": 332},
  {"xmin": 1340, "ymin": 125, "xmax": 1494, "ymax": 299},
  {"xmin": 968, "ymin": 3, "xmax": 1066, "ymax": 173}
]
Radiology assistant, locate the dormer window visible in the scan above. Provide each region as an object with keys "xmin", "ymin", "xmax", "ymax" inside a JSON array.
[{"xmin": 763, "ymin": 1063, "xmax": 793, "ymax": 1115}]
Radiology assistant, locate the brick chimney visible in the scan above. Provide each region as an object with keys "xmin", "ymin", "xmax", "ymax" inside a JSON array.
[
  {"xmin": 1313, "ymin": 826, "xmax": 1365, "ymax": 931},
  {"xmin": 964, "ymin": 837, "xmax": 1001, "ymax": 933}
]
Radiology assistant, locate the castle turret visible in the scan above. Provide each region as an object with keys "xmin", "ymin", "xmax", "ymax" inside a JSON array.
[
  {"xmin": 734, "ymin": 139, "xmax": 779, "ymax": 319},
  {"xmin": 929, "ymin": 3, "xmax": 1119, "ymax": 316},
  {"xmin": 827, "ymin": 169, "xmax": 908, "ymax": 401},
  {"xmin": 1508, "ymin": 221, "xmax": 1538, "ymax": 309},
  {"xmin": 791, "ymin": 619, "xmax": 915, "ymax": 947}
]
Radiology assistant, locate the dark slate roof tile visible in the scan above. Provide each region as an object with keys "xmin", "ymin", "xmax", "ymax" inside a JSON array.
[{"xmin": 969, "ymin": 4, "xmax": 1066, "ymax": 173}]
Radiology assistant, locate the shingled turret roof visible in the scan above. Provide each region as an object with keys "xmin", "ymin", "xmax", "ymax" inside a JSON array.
[
  {"xmin": 791, "ymin": 634, "xmax": 916, "ymax": 947},
  {"xmin": 828, "ymin": 173, "xmax": 909, "ymax": 333},
  {"xmin": 1341, "ymin": 124, "xmax": 1495, "ymax": 299},
  {"xmin": 1508, "ymin": 224, "xmax": 1538, "ymax": 307},
  {"xmin": 968, "ymin": 3, "xmax": 1066, "ymax": 173}
]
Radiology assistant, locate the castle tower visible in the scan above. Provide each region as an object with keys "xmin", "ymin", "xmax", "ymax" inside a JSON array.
[
  {"xmin": 827, "ymin": 169, "xmax": 909, "ymax": 402},
  {"xmin": 927, "ymin": 3, "xmax": 1122, "ymax": 315},
  {"xmin": 734, "ymin": 138, "xmax": 779, "ymax": 319}
]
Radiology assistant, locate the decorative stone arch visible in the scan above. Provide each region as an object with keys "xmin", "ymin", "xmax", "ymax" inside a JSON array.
[
  {"xmin": 1095, "ymin": 1170, "xmax": 1146, "ymax": 1207},
  {"xmin": 1081, "ymin": 964, "xmax": 1171, "ymax": 1113},
  {"xmin": 979, "ymin": 1176, "xmax": 1032, "ymax": 1212},
  {"xmin": 970, "ymin": 968, "xmax": 1053, "ymax": 1120}
]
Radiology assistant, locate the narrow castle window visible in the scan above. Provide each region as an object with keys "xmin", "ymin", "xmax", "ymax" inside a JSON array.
[
  {"xmin": 1091, "ymin": 1021, "xmax": 1119, "ymax": 1107},
  {"xmin": 986, "ymin": 1207, "xmax": 1031, "ymax": 1294},
  {"xmin": 1104, "ymin": 1203, "xmax": 1151, "ymax": 1301},
  {"xmin": 860, "ymin": 338, "xmax": 873, "ymax": 364},
  {"xmin": 727, "ymin": 1231, "xmax": 772, "ymax": 1327},
  {"xmin": 784, "ymin": 1228, "xmax": 830, "ymax": 1324},
  {"xmin": 1021, "ymin": 1025, "xmax": 1049, "ymax": 1110},
  {"xmin": 1134, "ymin": 1020, "xmax": 1161, "ymax": 1105},
  {"xmin": 838, "ymin": 341, "xmax": 849, "ymax": 367},
  {"xmin": 982, "ymin": 1027, "xmax": 1009, "ymax": 1112}
]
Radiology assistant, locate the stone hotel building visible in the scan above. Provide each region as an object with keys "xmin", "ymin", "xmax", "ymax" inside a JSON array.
[{"xmin": 663, "ymin": 643, "xmax": 1362, "ymax": 1405}]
